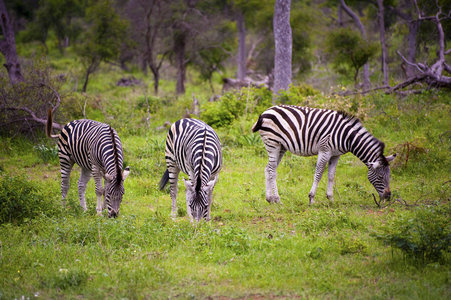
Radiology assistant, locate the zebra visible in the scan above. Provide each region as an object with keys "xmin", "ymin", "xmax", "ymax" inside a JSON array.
[
  {"xmin": 252, "ymin": 105, "xmax": 396, "ymax": 205},
  {"xmin": 46, "ymin": 109, "xmax": 130, "ymax": 217},
  {"xmin": 159, "ymin": 118, "xmax": 222, "ymax": 221}
]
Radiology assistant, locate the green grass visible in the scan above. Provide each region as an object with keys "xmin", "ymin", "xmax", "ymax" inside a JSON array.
[{"xmin": 0, "ymin": 57, "xmax": 450, "ymax": 299}]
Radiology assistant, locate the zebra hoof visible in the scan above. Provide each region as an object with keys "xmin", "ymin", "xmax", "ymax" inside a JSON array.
[
  {"xmin": 266, "ymin": 196, "xmax": 280, "ymax": 203},
  {"xmin": 309, "ymin": 195, "xmax": 315, "ymax": 205},
  {"xmin": 327, "ymin": 195, "xmax": 334, "ymax": 202}
]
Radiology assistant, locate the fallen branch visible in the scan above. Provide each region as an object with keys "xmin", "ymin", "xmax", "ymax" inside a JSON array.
[{"xmin": 3, "ymin": 106, "xmax": 63, "ymax": 130}]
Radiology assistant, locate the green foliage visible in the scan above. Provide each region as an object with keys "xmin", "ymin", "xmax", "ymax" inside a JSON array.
[
  {"xmin": 377, "ymin": 205, "xmax": 451, "ymax": 263},
  {"xmin": 276, "ymin": 83, "xmax": 320, "ymax": 105},
  {"xmin": 77, "ymin": 0, "xmax": 128, "ymax": 91},
  {"xmin": 326, "ymin": 28, "xmax": 378, "ymax": 82},
  {"xmin": 201, "ymin": 86, "xmax": 272, "ymax": 128},
  {"xmin": 42, "ymin": 268, "xmax": 88, "ymax": 290},
  {"xmin": 81, "ymin": 0, "xmax": 128, "ymax": 61},
  {"xmin": 201, "ymin": 101, "xmax": 235, "ymax": 128},
  {"xmin": 34, "ymin": 144, "xmax": 58, "ymax": 163},
  {"xmin": 136, "ymin": 95, "xmax": 163, "ymax": 114},
  {"xmin": 0, "ymin": 174, "xmax": 61, "ymax": 224}
]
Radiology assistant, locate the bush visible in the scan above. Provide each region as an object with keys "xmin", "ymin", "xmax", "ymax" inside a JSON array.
[
  {"xmin": 0, "ymin": 57, "xmax": 64, "ymax": 134},
  {"xmin": 201, "ymin": 101, "xmax": 235, "ymax": 128},
  {"xmin": 376, "ymin": 205, "xmax": 451, "ymax": 263},
  {"xmin": 34, "ymin": 144, "xmax": 59, "ymax": 163},
  {"xmin": 0, "ymin": 174, "xmax": 61, "ymax": 224},
  {"xmin": 201, "ymin": 86, "xmax": 272, "ymax": 128},
  {"xmin": 276, "ymin": 83, "xmax": 320, "ymax": 105}
]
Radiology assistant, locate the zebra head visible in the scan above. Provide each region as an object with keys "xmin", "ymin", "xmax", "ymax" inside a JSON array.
[
  {"xmin": 367, "ymin": 154, "xmax": 396, "ymax": 201},
  {"xmin": 104, "ymin": 167, "xmax": 130, "ymax": 218},
  {"xmin": 184, "ymin": 178, "xmax": 215, "ymax": 222}
]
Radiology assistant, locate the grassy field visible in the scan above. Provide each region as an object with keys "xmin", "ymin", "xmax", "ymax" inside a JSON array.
[{"xmin": 0, "ymin": 63, "xmax": 450, "ymax": 299}]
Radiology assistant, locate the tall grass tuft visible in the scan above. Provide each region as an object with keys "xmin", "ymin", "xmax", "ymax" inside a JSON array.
[{"xmin": 0, "ymin": 174, "xmax": 62, "ymax": 224}]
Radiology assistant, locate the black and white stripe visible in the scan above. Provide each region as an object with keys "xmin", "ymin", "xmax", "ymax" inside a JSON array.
[
  {"xmin": 160, "ymin": 118, "xmax": 222, "ymax": 221},
  {"xmin": 47, "ymin": 110, "xmax": 129, "ymax": 217},
  {"xmin": 252, "ymin": 105, "xmax": 395, "ymax": 204}
]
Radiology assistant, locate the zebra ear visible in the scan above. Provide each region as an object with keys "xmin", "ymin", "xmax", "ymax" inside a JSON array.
[
  {"xmin": 386, "ymin": 154, "xmax": 397, "ymax": 162},
  {"xmin": 122, "ymin": 167, "xmax": 130, "ymax": 180},
  {"xmin": 368, "ymin": 161, "xmax": 380, "ymax": 169},
  {"xmin": 105, "ymin": 173, "xmax": 114, "ymax": 181}
]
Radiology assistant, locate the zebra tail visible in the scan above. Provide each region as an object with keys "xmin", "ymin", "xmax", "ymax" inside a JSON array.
[
  {"xmin": 46, "ymin": 108, "xmax": 59, "ymax": 139},
  {"xmin": 159, "ymin": 169, "xmax": 169, "ymax": 190},
  {"xmin": 252, "ymin": 115, "xmax": 263, "ymax": 132}
]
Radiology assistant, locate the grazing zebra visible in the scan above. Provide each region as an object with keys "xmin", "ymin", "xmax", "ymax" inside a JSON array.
[
  {"xmin": 46, "ymin": 109, "xmax": 130, "ymax": 217},
  {"xmin": 159, "ymin": 118, "xmax": 222, "ymax": 221},
  {"xmin": 252, "ymin": 105, "xmax": 396, "ymax": 205}
]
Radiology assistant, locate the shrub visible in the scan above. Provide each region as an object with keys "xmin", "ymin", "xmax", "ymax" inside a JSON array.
[
  {"xmin": 201, "ymin": 86, "xmax": 272, "ymax": 128},
  {"xmin": 376, "ymin": 205, "xmax": 451, "ymax": 263},
  {"xmin": 201, "ymin": 101, "xmax": 235, "ymax": 128},
  {"xmin": 0, "ymin": 57, "xmax": 64, "ymax": 134},
  {"xmin": 34, "ymin": 144, "xmax": 59, "ymax": 163},
  {"xmin": 0, "ymin": 174, "xmax": 61, "ymax": 224},
  {"xmin": 276, "ymin": 83, "xmax": 320, "ymax": 105}
]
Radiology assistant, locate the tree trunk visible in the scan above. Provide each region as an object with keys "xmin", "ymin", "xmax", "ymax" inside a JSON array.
[
  {"xmin": 174, "ymin": 32, "xmax": 186, "ymax": 95},
  {"xmin": 406, "ymin": 20, "xmax": 419, "ymax": 78},
  {"xmin": 273, "ymin": 0, "xmax": 292, "ymax": 101},
  {"xmin": 340, "ymin": 0, "xmax": 370, "ymax": 90},
  {"xmin": 236, "ymin": 11, "xmax": 246, "ymax": 81},
  {"xmin": 82, "ymin": 69, "xmax": 91, "ymax": 93},
  {"xmin": 82, "ymin": 60, "xmax": 99, "ymax": 93},
  {"xmin": 338, "ymin": 3, "xmax": 343, "ymax": 26},
  {"xmin": 0, "ymin": 0, "xmax": 24, "ymax": 85},
  {"xmin": 150, "ymin": 66, "xmax": 160, "ymax": 95},
  {"xmin": 377, "ymin": 0, "xmax": 389, "ymax": 86}
]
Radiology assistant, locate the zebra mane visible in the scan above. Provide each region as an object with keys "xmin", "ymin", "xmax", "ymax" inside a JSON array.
[
  {"xmin": 109, "ymin": 125, "xmax": 122, "ymax": 184},
  {"xmin": 337, "ymin": 110, "xmax": 360, "ymax": 123},
  {"xmin": 377, "ymin": 141, "xmax": 389, "ymax": 166},
  {"xmin": 195, "ymin": 127, "xmax": 208, "ymax": 192}
]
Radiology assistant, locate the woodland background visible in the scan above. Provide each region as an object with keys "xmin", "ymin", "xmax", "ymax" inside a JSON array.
[{"xmin": 0, "ymin": 0, "xmax": 450, "ymax": 299}]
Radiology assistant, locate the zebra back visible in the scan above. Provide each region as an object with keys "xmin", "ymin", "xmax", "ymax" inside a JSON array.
[
  {"xmin": 254, "ymin": 105, "xmax": 386, "ymax": 164},
  {"xmin": 58, "ymin": 119, "xmax": 124, "ymax": 178},
  {"xmin": 165, "ymin": 118, "xmax": 222, "ymax": 184}
]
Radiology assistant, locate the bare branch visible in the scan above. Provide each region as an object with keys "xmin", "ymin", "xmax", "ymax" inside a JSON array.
[
  {"xmin": 2, "ymin": 106, "xmax": 63, "ymax": 130},
  {"xmin": 397, "ymin": 50, "xmax": 425, "ymax": 73},
  {"xmin": 38, "ymin": 82, "xmax": 62, "ymax": 114}
]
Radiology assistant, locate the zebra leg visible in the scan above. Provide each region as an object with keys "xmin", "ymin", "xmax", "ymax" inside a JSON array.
[
  {"xmin": 206, "ymin": 175, "xmax": 219, "ymax": 221},
  {"xmin": 309, "ymin": 151, "xmax": 331, "ymax": 205},
  {"xmin": 326, "ymin": 156, "xmax": 340, "ymax": 202},
  {"xmin": 77, "ymin": 168, "xmax": 92, "ymax": 211},
  {"xmin": 264, "ymin": 144, "xmax": 286, "ymax": 203},
  {"xmin": 168, "ymin": 166, "xmax": 180, "ymax": 219},
  {"xmin": 59, "ymin": 158, "xmax": 75, "ymax": 207},
  {"xmin": 92, "ymin": 173, "xmax": 105, "ymax": 215}
]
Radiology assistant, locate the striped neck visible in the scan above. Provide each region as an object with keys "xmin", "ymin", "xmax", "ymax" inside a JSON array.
[{"xmin": 348, "ymin": 127, "xmax": 384, "ymax": 165}]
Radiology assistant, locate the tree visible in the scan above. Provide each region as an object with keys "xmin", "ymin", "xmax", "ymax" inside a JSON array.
[
  {"xmin": 389, "ymin": 0, "xmax": 451, "ymax": 91},
  {"xmin": 192, "ymin": 27, "xmax": 233, "ymax": 93},
  {"xmin": 122, "ymin": 0, "xmax": 171, "ymax": 95},
  {"xmin": 326, "ymin": 28, "xmax": 377, "ymax": 85},
  {"xmin": 377, "ymin": 0, "xmax": 389, "ymax": 86},
  {"xmin": 273, "ymin": 0, "xmax": 292, "ymax": 98},
  {"xmin": 339, "ymin": 0, "xmax": 371, "ymax": 89},
  {"xmin": 0, "ymin": 0, "xmax": 24, "ymax": 85},
  {"xmin": 77, "ymin": 0, "xmax": 127, "ymax": 92},
  {"xmin": 31, "ymin": 0, "xmax": 84, "ymax": 54},
  {"xmin": 169, "ymin": 0, "xmax": 231, "ymax": 95}
]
